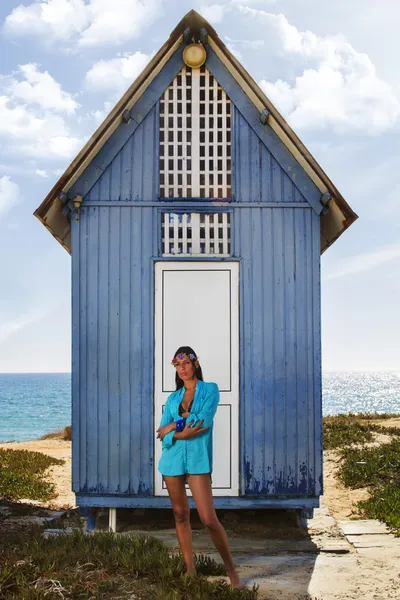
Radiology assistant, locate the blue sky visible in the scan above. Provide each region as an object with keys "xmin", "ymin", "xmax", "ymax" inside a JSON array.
[{"xmin": 0, "ymin": 0, "xmax": 399, "ymax": 373}]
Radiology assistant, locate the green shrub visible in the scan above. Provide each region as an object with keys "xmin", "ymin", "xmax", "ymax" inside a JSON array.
[
  {"xmin": 323, "ymin": 418, "xmax": 380, "ymax": 450},
  {"xmin": 335, "ymin": 412, "xmax": 399, "ymax": 420},
  {"xmin": 338, "ymin": 438, "xmax": 400, "ymax": 488},
  {"xmin": 337, "ymin": 438, "xmax": 400, "ymax": 536},
  {"xmin": 357, "ymin": 484, "xmax": 400, "ymax": 535},
  {"xmin": 0, "ymin": 448, "xmax": 64, "ymax": 502}
]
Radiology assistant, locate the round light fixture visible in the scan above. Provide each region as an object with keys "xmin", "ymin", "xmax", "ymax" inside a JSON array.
[{"xmin": 183, "ymin": 43, "xmax": 207, "ymax": 69}]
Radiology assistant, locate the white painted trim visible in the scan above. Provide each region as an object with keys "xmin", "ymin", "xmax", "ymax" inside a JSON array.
[
  {"xmin": 161, "ymin": 211, "xmax": 231, "ymax": 257},
  {"xmin": 191, "ymin": 68, "xmax": 201, "ymax": 196}
]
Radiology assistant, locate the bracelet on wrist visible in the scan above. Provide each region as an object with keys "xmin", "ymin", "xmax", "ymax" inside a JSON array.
[{"xmin": 176, "ymin": 418, "xmax": 186, "ymax": 432}]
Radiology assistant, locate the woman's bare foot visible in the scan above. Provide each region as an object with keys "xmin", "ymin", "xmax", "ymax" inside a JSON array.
[
  {"xmin": 184, "ymin": 569, "xmax": 197, "ymax": 578},
  {"xmin": 228, "ymin": 571, "xmax": 246, "ymax": 590}
]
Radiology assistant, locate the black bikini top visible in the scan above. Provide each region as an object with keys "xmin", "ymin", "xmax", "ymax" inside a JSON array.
[{"xmin": 178, "ymin": 398, "xmax": 194, "ymax": 416}]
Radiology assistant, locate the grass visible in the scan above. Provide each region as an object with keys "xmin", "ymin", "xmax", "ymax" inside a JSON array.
[
  {"xmin": 0, "ymin": 448, "xmax": 64, "ymax": 503},
  {"xmin": 323, "ymin": 413, "xmax": 400, "ymax": 537},
  {"xmin": 39, "ymin": 425, "xmax": 72, "ymax": 441},
  {"xmin": 322, "ymin": 413, "xmax": 400, "ymax": 450},
  {"xmin": 338, "ymin": 438, "xmax": 400, "ymax": 534},
  {"xmin": 0, "ymin": 530, "xmax": 259, "ymax": 599}
]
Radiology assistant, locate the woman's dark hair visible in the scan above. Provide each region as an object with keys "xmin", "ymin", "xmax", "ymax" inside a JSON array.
[{"xmin": 173, "ymin": 346, "xmax": 204, "ymax": 390}]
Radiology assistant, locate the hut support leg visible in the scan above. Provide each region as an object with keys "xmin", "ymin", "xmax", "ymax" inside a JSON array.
[
  {"xmin": 79, "ymin": 507, "xmax": 97, "ymax": 532},
  {"xmin": 109, "ymin": 508, "xmax": 117, "ymax": 532},
  {"xmin": 296, "ymin": 508, "xmax": 314, "ymax": 528},
  {"xmin": 87, "ymin": 509, "xmax": 97, "ymax": 532}
]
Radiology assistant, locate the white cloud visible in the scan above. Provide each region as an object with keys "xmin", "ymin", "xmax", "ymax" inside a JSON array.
[
  {"xmin": 324, "ymin": 244, "xmax": 400, "ymax": 281},
  {"xmin": 85, "ymin": 51, "xmax": 151, "ymax": 96},
  {"xmin": 89, "ymin": 101, "xmax": 113, "ymax": 126},
  {"xmin": 36, "ymin": 169, "xmax": 49, "ymax": 177},
  {"xmin": 381, "ymin": 183, "xmax": 400, "ymax": 216},
  {"xmin": 0, "ymin": 176, "xmax": 21, "ymax": 219},
  {"xmin": 223, "ymin": 34, "xmax": 265, "ymax": 61},
  {"xmin": 6, "ymin": 64, "xmax": 79, "ymax": 114},
  {"xmin": 224, "ymin": 35, "xmax": 264, "ymax": 51},
  {"xmin": 0, "ymin": 308, "xmax": 47, "ymax": 343},
  {"xmin": 241, "ymin": 8, "xmax": 400, "ymax": 133},
  {"xmin": 3, "ymin": 0, "xmax": 89, "ymax": 40},
  {"xmin": 225, "ymin": 43, "xmax": 243, "ymax": 61},
  {"xmin": 0, "ymin": 96, "xmax": 84, "ymax": 159},
  {"xmin": 4, "ymin": 0, "xmax": 162, "ymax": 48},
  {"xmin": 199, "ymin": 4, "xmax": 226, "ymax": 24}
]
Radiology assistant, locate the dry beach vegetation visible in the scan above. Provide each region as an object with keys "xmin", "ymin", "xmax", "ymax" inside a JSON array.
[{"xmin": 1, "ymin": 414, "xmax": 400, "ymax": 599}]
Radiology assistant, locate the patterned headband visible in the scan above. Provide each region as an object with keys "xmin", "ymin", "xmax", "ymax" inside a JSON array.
[{"xmin": 171, "ymin": 353, "xmax": 199, "ymax": 367}]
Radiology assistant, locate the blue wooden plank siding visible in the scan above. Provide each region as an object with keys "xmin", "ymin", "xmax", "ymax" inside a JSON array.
[
  {"xmin": 233, "ymin": 108, "xmax": 307, "ymax": 204},
  {"xmin": 68, "ymin": 45, "xmax": 184, "ymax": 200},
  {"xmin": 71, "ymin": 205, "xmax": 156, "ymax": 495},
  {"xmin": 85, "ymin": 106, "xmax": 158, "ymax": 202},
  {"xmin": 234, "ymin": 205, "xmax": 322, "ymax": 495},
  {"xmin": 72, "ymin": 56, "xmax": 322, "ymax": 501}
]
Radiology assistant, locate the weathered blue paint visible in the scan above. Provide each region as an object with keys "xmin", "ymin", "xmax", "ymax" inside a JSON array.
[
  {"xmin": 71, "ymin": 47, "xmax": 323, "ymax": 509},
  {"xmin": 71, "ymin": 204, "xmax": 156, "ymax": 495},
  {"xmin": 83, "ymin": 201, "xmax": 310, "ymax": 208},
  {"xmin": 69, "ymin": 45, "xmax": 184, "ymax": 200},
  {"xmin": 233, "ymin": 109, "xmax": 310, "ymax": 206},
  {"xmin": 84, "ymin": 106, "xmax": 159, "ymax": 202},
  {"xmin": 206, "ymin": 47, "xmax": 322, "ymax": 214},
  {"xmin": 233, "ymin": 205, "xmax": 322, "ymax": 496},
  {"xmin": 76, "ymin": 494, "xmax": 319, "ymax": 509}
]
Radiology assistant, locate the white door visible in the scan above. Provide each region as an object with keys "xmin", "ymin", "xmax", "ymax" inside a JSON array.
[{"xmin": 154, "ymin": 261, "xmax": 239, "ymax": 496}]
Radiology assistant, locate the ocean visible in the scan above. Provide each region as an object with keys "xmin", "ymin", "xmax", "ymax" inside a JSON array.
[{"xmin": 0, "ymin": 372, "xmax": 399, "ymax": 443}]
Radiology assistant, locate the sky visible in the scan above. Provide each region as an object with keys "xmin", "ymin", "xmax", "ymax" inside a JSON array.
[{"xmin": 0, "ymin": 0, "xmax": 399, "ymax": 373}]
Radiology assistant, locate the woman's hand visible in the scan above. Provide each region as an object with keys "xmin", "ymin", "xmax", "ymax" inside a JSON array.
[
  {"xmin": 180, "ymin": 420, "xmax": 208, "ymax": 439},
  {"xmin": 157, "ymin": 422, "xmax": 176, "ymax": 441}
]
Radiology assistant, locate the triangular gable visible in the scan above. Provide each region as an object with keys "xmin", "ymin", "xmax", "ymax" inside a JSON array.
[
  {"xmin": 34, "ymin": 10, "xmax": 357, "ymax": 253},
  {"xmin": 71, "ymin": 50, "xmax": 319, "ymax": 207},
  {"xmin": 85, "ymin": 61, "xmax": 312, "ymax": 208}
]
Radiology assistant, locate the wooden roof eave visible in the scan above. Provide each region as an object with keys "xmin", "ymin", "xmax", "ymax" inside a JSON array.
[
  {"xmin": 33, "ymin": 32, "xmax": 184, "ymax": 250},
  {"xmin": 34, "ymin": 9, "xmax": 358, "ymax": 255},
  {"xmin": 204, "ymin": 35, "xmax": 358, "ymax": 253}
]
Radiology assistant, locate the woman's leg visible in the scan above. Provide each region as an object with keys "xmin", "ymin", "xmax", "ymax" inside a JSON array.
[
  {"xmin": 187, "ymin": 474, "xmax": 245, "ymax": 589},
  {"xmin": 163, "ymin": 475, "xmax": 196, "ymax": 575}
]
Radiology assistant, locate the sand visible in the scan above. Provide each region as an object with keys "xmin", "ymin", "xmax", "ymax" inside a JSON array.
[
  {"xmin": 0, "ymin": 439, "xmax": 75, "ymax": 508},
  {"xmin": 1, "ymin": 416, "xmax": 399, "ymax": 515},
  {"xmin": 2, "ymin": 417, "xmax": 400, "ymax": 513}
]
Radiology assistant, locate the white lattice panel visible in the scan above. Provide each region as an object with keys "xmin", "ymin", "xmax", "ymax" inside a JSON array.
[
  {"xmin": 161, "ymin": 212, "xmax": 231, "ymax": 256},
  {"xmin": 159, "ymin": 65, "xmax": 232, "ymax": 199}
]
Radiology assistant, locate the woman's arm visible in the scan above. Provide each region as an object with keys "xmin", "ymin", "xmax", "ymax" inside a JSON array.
[
  {"xmin": 187, "ymin": 383, "xmax": 220, "ymax": 429},
  {"xmin": 173, "ymin": 420, "xmax": 208, "ymax": 441},
  {"xmin": 158, "ymin": 397, "xmax": 176, "ymax": 449}
]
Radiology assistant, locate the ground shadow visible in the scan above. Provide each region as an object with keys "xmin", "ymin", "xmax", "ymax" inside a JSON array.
[{"xmin": 93, "ymin": 507, "xmax": 320, "ymax": 599}]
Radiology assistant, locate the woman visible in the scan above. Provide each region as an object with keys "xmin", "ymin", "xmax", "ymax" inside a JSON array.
[{"xmin": 157, "ymin": 346, "xmax": 245, "ymax": 591}]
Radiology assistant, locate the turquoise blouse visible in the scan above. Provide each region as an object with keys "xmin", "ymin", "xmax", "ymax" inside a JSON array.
[{"xmin": 158, "ymin": 380, "xmax": 220, "ymax": 477}]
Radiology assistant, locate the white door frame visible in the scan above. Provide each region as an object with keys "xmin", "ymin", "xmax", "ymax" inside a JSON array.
[{"xmin": 154, "ymin": 261, "xmax": 239, "ymax": 496}]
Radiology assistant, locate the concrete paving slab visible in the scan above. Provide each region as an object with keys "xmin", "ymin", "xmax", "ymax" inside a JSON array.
[
  {"xmin": 347, "ymin": 534, "xmax": 400, "ymax": 548},
  {"xmin": 355, "ymin": 545, "xmax": 400, "ymax": 558},
  {"xmin": 338, "ymin": 519, "xmax": 392, "ymax": 535},
  {"xmin": 121, "ymin": 528, "xmax": 322, "ymax": 554},
  {"xmin": 318, "ymin": 541, "xmax": 350, "ymax": 553}
]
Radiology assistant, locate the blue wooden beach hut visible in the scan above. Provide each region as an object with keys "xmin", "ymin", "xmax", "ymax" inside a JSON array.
[{"xmin": 34, "ymin": 10, "xmax": 357, "ymax": 526}]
